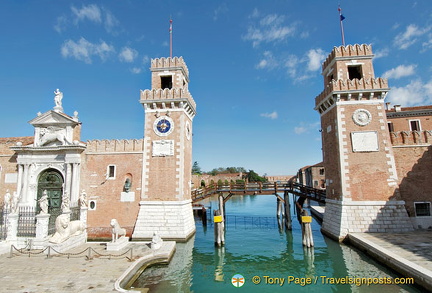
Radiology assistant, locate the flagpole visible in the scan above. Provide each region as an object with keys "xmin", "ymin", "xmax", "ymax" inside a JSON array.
[
  {"xmin": 338, "ymin": 5, "xmax": 346, "ymax": 46},
  {"xmin": 169, "ymin": 18, "xmax": 173, "ymax": 58}
]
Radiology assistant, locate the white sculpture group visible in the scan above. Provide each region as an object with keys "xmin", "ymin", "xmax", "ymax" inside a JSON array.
[{"xmin": 3, "ymin": 190, "xmax": 20, "ymax": 213}]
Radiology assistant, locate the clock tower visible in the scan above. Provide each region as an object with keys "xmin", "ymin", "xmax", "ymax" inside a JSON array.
[
  {"xmin": 132, "ymin": 57, "xmax": 196, "ymax": 241},
  {"xmin": 315, "ymin": 44, "xmax": 413, "ymax": 240}
]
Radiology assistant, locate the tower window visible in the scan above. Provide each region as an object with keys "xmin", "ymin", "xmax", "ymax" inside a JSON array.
[
  {"xmin": 388, "ymin": 122, "xmax": 394, "ymax": 132},
  {"xmin": 348, "ymin": 65, "xmax": 362, "ymax": 80},
  {"xmin": 409, "ymin": 120, "xmax": 421, "ymax": 131},
  {"xmin": 161, "ymin": 76, "xmax": 173, "ymax": 89}
]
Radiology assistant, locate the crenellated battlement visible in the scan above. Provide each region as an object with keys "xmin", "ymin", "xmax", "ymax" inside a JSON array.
[
  {"xmin": 140, "ymin": 88, "xmax": 196, "ymax": 114},
  {"xmin": 151, "ymin": 57, "xmax": 189, "ymax": 77},
  {"xmin": 315, "ymin": 77, "xmax": 389, "ymax": 110},
  {"xmin": 86, "ymin": 139, "xmax": 144, "ymax": 153},
  {"xmin": 390, "ymin": 130, "xmax": 432, "ymax": 146},
  {"xmin": 322, "ymin": 44, "xmax": 373, "ymax": 71}
]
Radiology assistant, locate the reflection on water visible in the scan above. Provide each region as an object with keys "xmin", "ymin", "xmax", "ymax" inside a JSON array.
[{"xmin": 131, "ymin": 195, "xmax": 420, "ymax": 292}]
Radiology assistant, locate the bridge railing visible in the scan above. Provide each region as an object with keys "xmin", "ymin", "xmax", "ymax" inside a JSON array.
[{"xmin": 191, "ymin": 181, "xmax": 326, "ymax": 203}]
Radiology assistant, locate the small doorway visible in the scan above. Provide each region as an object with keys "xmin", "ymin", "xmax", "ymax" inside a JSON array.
[{"xmin": 37, "ymin": 169, "xmax": 63, "ymax": 234}]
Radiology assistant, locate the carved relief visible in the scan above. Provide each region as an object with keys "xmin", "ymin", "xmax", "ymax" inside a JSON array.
[
  {"xmin": 38, "ymin": 126, "xmax": 71, "ymax": 146},
  {"xmin": 352, "ymin": 109, "xmax": 372, "ymax": 126}
]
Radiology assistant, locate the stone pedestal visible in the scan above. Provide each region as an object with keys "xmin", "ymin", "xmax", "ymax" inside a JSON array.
[
  {"xmin": 106, "ymin": 236, "xmax": 129, "ymax": 251},
  {"xmin": 132, "ymin": 200, "xmax": 195, "ymax": 241},
  {"xmin": 48, "ymin": 232, "xmax": 87, "ymax": 254},
  {"xmin": 6, "ymin": 213, "xmax": 19, "ymax": 241},
  {"xmin": 80, "ymin": 207, "xmax": 88, "ymax": 225},
  {"xmin": 36, "ymin": 213, "xmax": 50, "ymax": 239},
  {"xmin": 322, "ymin": 199, "xmax": 414, "ymax": 240}
]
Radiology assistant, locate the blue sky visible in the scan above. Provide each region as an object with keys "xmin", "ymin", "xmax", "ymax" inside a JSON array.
[{"xmin": 1, "ymin": 1, "xmax": 432, "ymax": 175}]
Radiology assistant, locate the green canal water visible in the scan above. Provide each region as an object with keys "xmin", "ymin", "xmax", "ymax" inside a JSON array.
[{"xmin": 130, "ymin": 195, "xmax": 421, "ymax": 292}]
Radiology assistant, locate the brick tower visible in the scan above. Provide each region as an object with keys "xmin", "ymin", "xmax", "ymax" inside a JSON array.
[
  {"xmin": 315, "ymin": 44, "xmax": 413, "ymax": 240},
  {"xmin": 132, "ymin": 57, "xmax": 196, "ymax": 241}
]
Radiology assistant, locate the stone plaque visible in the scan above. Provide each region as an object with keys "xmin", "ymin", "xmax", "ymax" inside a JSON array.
[
  {"xmin": 351, "ymin": 131, "xmax": 379, "ymax": 152},
  {"xmin": 5, "ymin": 173, "xmax": 17, "ymax": 183},
  {"xmin": 152, "ymin": 140, "xmax": 174, "ymax": 157}
]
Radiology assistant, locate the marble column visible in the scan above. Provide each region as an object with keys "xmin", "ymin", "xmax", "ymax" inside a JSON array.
[
  {"xmin": 16, "ymin": 164, "xmax": 23, "ymax": 198},
  {"xmin": 65, "ymin": 163, "xmax": 72, "ymax": 199},
  {"xmin": 70, "ymin": 163, "xmax": 79, "ymax": 204}
]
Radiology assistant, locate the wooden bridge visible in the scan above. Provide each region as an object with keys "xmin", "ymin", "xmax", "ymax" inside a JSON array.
[{"xmin": 191, "ymin": 181, "xmax": 326, "ymax": 204}]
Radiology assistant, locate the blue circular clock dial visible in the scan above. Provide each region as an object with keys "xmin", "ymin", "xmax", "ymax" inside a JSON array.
[{"xmin": 157, "ymin": 119, "xmax": 171, "ymax": 133}]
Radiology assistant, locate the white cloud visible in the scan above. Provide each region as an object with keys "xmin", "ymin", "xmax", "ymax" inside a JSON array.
[
  {"xmin": 260, "ymin": 111, "xmax": 278, "ymax": 119},
  {"xmin": 56, "ymin": 4, "xmax": 119, "ymax": 34},
  {"xmin": 306, "ymin": 48, "xmax": 326, "ymax": 72},
  {"xmin": 131, "ymin": 67, "xmax": 142, "ymax": 74},
  {"xmin": 104, "ymin": 9, "xmax": 120, "ymax": 33},
  {"xmin": 387, "ymin": 79, "xmax": 432, "ymax": 106},
  {"xmin": 422, "ymin": 33, "xmax": 432, "ymax": 51},
  {"xmin": 382, "ymin": 64, "xmax": 416, "ymax": 79},
  {"xmin": 294, "ymin": 121, "xmax": 320, "ymax": 135},
  {"xmin": 374, "ymin": 48, "xmax": 389, "ymax": 59},
  {"xmin": 61, "ymin": 38, "xmax": 114, "ymax": 64},
  {"xmin": 213, "ymin": 3, "xmax": 228, "ymax": 21},
  {"xmin": 243, "ymin": 12, "xmax": 296, "ymax": 47},
  {"xmin": 256, "ymin": 51, "xmax": 278, "ymax": 70},
  {"xmin": 119, "ymin": 47, "xmax": 138, "ymax": 63},
  {"xmin": 393, "ymin": 24, "xmax": 431, "ymax": 50},
  {"xmin": 71, "ymin": 4, "xmax": 102, "ymax": 24},
  {"xmin": 54, "ymin": 15, "xmax": 68, "ymax": 33}
]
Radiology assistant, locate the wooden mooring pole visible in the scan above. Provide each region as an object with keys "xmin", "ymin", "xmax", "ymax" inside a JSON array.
[
  {"xmin": 301, "ymin": 209, "xmax": 314, "ymax": 247},
  {"xmin": 214, "ymin": 210, "xmax": 225, "ymax": 246},
  {"xmin": 284, "ymin": 191, "xmax": 292, "ymax": 230}
]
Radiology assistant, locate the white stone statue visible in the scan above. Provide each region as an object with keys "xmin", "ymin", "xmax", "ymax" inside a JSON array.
[
  {"xmin": 79, "ymin": 190, "xmax": 88, "ymax": 208},
  {"xmin": 151, "ymin": 232, "xmax": 163, "ymax": 250},
  {"xmin": 4, "ymin": 190, "xmax": 11, "ymax": 210},
  {"xmin": 49, "ymin": 214, "xmax": 86, "ymax": 244},
  {"xmin": 38, "ymin": 190, "xmax": 49, "ymax": 214},
  {"xmin": 61, "ymin": 191, "xmax": 70, "ymax": 213},
  {"xmin": 54, "ymin": 89, "xmax": 63, "ymax": 107},
  {"xmin": 11, "ymin": 191, "xmax": 19, "ymax": 213},
  {"xmin": 110, "ymin": 219, "xmax": 126, "ymax": 242}
]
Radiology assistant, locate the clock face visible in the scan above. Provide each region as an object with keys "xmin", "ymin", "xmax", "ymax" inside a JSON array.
[{"xmin": 154, "ymin": 116, "xmax": 174, "ymax": 136}]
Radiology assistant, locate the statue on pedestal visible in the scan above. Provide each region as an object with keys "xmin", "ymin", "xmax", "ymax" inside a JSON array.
[
  {"xmin": 54, "ymin": 89, "xmax": 63, "ymax": 107},
  {"xmin": 11, "ymin": 191, "xmax": 19, "ymax": 213},
  {"xmin": 61, "ymin": 191, "xmax": 70, "ymax": 213},
  {"xmin": 4, "ymin": 190, "xmax": 11, "ymax": 210},
  {"xmin": 79, "ymin": 190, "xmax": 88, "ymax": 208},
  {"xmin": 49, "ymin": 213, "xmax": 86, "ymax": 244},
  {"xmin": 38, "ymin": 190, "xmax": 49, "ymax": 214},
  {"xmin": 110, "ymin": 219, "xmax": 126, "ymax": 242}
]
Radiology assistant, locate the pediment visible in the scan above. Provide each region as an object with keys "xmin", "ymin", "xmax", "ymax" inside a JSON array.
[{"xmin": 29, "ymin": 110, "xmax": 79, "ymax": 127}]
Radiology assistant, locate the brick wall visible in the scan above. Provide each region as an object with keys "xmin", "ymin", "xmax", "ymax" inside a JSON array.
[{"xmin": 81, "ymin": 139, "xmax": 143, "ymax": 239}]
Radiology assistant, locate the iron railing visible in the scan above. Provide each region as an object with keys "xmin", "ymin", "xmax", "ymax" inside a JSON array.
[
  {"xmin": 0, "ymin": 206, "xmax": 10, "ymax": 240},
  {"xmin": 17, "ymin": 206, "xmax": 36, "ymax": 237}
]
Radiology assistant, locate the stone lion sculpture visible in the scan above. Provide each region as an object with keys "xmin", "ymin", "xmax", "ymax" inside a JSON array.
[
  {"xmin": 50, "ymin": 214, "xmax": 86, "ymax": 244},
  {"xmin": 39, "ymin": 127, "xmax": 71, "ymax": 146},
  {"xmin": 110, "ymin": 219, "xmax": 126, "ymax": 242}
]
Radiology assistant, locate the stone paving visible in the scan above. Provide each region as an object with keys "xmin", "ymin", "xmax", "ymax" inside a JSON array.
[
  {"xmin": 348, "ymin": 231, "xmax": 432, "ymax": 291},
  {"xmin": 0, "ymin": 242, "xmax": 152, "ymax": 293},
  {"xmin": 1, "ymin": 231, "xmax": 431, "ymax": 292}
]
